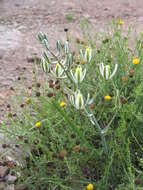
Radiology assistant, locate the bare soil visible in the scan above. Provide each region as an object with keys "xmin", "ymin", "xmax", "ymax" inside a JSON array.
[{"xmin": 0, "ymin": 0, "xmax": 143, "ymax": 119}]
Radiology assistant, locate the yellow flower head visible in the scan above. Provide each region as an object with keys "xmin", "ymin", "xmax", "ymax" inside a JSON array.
[
  {"xmin": 104, "ymin": 95, "xmax": 112, "ymax": 101},
  {"xmin": 118, "ymin": 19, "xmax": 124, "ymax": 25},
  {"xmin": 87, "ymin": 183, "xmax": 94, "ymax": 190},
  {"xmin": 132, "ymin": 57, "xmax": 139, "ymax": 65},
  {"xmin": 81, "ymin": 59, "xmax": 86, "ymax": 65},
  {"xmin": 59, "ymin": 101, "xmax": 66, "ymax": 107},
  {"xmin": 35, "ymin": 121, "xmax": 41, "ymax": 128},
  {"xmin": 25, "ymin": 97, "xmax": 30, "ymax": 105}
]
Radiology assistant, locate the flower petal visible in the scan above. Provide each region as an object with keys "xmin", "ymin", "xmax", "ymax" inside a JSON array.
[
  {"xmin": 99, "ymin": 63, "xmax": 104, "ymax": 77},
  {"xmin": 105, "ymin": 65, "xmax": 109, "ymax": 80},
  {"xmin": 110, "ymin": 64, "xmax": 118, "ymax": 79}
]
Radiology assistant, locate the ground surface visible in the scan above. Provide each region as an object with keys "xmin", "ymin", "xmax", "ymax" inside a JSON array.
[{"xmin": 0, "ymin": 0, "xmax": 143, "ymax": 119}]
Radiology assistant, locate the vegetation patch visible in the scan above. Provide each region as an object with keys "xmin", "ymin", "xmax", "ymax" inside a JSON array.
[{"xmin": 1, "ymin": 20, "xmax": 143, "ymax": 190}]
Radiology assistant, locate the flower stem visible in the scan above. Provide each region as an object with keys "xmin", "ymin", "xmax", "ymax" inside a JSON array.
[{"xmin": 85, "ymin": 109, "xmax": 108, "ymax": 155}]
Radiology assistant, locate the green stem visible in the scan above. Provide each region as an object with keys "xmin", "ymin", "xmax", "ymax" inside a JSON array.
[{"xmin": 85, "ymin": 109, "xmax": 108, "ymax": 155}]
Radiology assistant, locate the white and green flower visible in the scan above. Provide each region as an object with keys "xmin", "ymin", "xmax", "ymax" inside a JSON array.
[
  {"xmin": 52, "ymin": 63, "xmax": 66, "ymax": 78},
  {"xmin": 56, "ymin": 40, "xmax": 62, "ymax": 53},
  {"xmin": 70, "ymin": 66, "xmax": 86, "ymax": 84},
  {"xmin": 41, "ymin": 57, "xmax": 50, "ymax": 73},
  {"xmin": 64, "ymin": 41, "xmax": 70, "ymax": 54},
  {"xmin": 70, "ymin": 90, "xmax": 93, "ymax": 110},
  {"xmin": 80, "ymin": 46, "xmax": 92, "ymax": 63},
  {"xmin": 99, "ymin": 62, "xmax": 118, "ymax": 80}
]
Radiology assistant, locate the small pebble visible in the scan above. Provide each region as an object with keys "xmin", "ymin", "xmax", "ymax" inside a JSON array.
[
  {"xmin": 5, "ymin": 184, "xmax": 15, "ymax": 190},
  {"xmin": 0, "ymin": 166, "xmax": 9, "ymax": 178},
  {"xmin": 6, "ymin": 174, "xmax": 17, "ymax": 184}
]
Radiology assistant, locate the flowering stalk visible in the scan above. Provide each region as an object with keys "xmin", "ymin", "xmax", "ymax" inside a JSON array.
[
  {"xmin": 48, "ymin": 46, "xmax": 108, "ymax": 154},
  {"xmin": 70, "ymin": 66, "xmax": 86, "ymax": 84},
  {"xmin": 70, "ymin": 90, "xmax": 92, "ymax": 110},
  {"xmin": 80, "ymin": 46, "xmax": 92, "ymax": 63},
  {"xmin": 39, "ymin": 34, "xmax": 108, "ymax": 155},
  {"xmin": 43, "ymin": 41, "xmax": 73, "ymax": 84},
  {"xmin": 99, "ymin": 62, "xmax": 118, "ymax": 80}
]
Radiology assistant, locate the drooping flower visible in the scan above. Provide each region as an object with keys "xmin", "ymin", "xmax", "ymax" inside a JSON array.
[
  {"xmin": 99, "ymin": 62, "xmax": 118, "ymax": 80},
  {"xmin": 52, "ymin": 63, "xmax": 66, "ymax": 78},
  {"xmin": 104, "ymin": 95, "xmax": 112, "ymax": 101},
  {"xmin": 64, "ymin": 41, "xmax": 70, "ymax": 54},
  {"xmin": 59, "ymin": 101, "xmax": 66, "ymax": 107},
  {"xmin": 80, "ymin": 46, "xmax": 92, "ymax": 63},
  {"xmin": 70, "ymin": 66, "xmax": 86, "ymax": 84},
  {"xmin": 65, "ymin": 53, "xmax": 73, "ymax": 67},
  {"xmin": 132, "ymin": 57, "xmax": 139, "ymax": 65},
  {"xmin": 70, "ymin": 90, "xmax": 92, "ymax": 110},
  {"xmin": 38, "ymin": 32, "xmax": 48, "ymax": 43},
  {"xmin": 35, "ymin": 121, "xmax": 41, "ymax": 128},
  {"xmin": 85, "ymin": 46, "xmax": 92, "ymax": 62},
  {"xmin": 41, "ymin": 57, "xmax": 50, "ymax": 73},
  {"xmin": 87, "ymin": 183, "xmax": 94, "ymax": 190},
  {"xmin": 56, "ymin": 40, "xmax": 63, "ymax": 53}
]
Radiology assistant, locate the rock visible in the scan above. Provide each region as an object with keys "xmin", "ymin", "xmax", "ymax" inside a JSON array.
[
  {"xmin": 14, "ymin": 184, "xmax": 26, "ymax": 190},
  {"xmin": 0, "ymin": 176, "xmax": 5, "ymax": 182},
  {"xmin": 0, "ymin": 166, "xmax": 9, "ymax": 178},
  {"xmin": 6, "ymin": 174, "xmax": 17, "ymax": 184},
  {"xmin": 5, "ymin": 184, "xmax": 15, "ymax": 190},
  {"xmin": 0, "ymin": 182, "xmax": 6, "ymax": 190}
]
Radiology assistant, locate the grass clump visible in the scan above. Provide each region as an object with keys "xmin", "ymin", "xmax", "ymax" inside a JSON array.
[
  {"xmin": 1, "ymin": 21, "xmax": 143, "ymax": 190},
  {"xmin": 65, "ymin": 12, "xmax": 75, "ymax": 22}
]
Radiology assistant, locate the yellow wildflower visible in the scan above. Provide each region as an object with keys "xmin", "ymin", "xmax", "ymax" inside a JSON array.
[
  {"xmin": 118, "ymin": 19, "xmax": 124, "ymax": 25},
  {"xmin": 87, "ymin": 183, "xmax": 94, "ymax": 190},
  {"xmin": 25, "ymin": 97, "xmax": 30, "ymax": 105},
  {"xmin": 81, "ymin": 59, "xmax": 86, "ymax": 65},
  {"xmin": 35, "ymin": 121, "xmax": 41, "ymax": 128},
  {"xmin": 132, "ymin": 57, "xmax": 139, "ymax": 65},
  {"xmin": 104, "ymin": 95, "xmax": 112, "ymax": 101},
  {"xmin": 59, "ymin": 101, "xmax": 66, "ymax": 107}
]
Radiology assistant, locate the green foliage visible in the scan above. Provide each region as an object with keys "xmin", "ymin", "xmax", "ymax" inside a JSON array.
[
  {"xmin": 1, "ymin": 21, "xmax": 143, "ymax": 190},
  {"xmin": 65, "ymin": 12, "xmax": 75, "ymax": 22}
]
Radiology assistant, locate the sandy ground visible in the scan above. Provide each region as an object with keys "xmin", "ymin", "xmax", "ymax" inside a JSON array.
[{"xmin": 0, "ymin": 0, "xmax": 143, "ymax": 119}]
